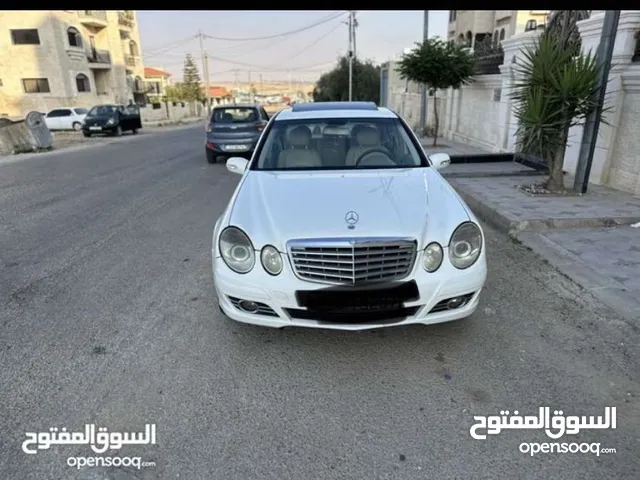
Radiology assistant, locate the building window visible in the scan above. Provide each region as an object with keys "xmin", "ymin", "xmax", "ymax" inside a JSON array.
[
  {"xmin": 525, "ymin": 20, "xmax": 537, "ymax": 32},
  {"xmin": 633, "ymin": 31, "xmax": 640, "ymax": 62},
  {"xmin": 11, "ymin": 29, "xmax": 40, "ymax": 45},
  {"xmin": 493, "ymin": 30, "xmax": 499, "ymax": 47},
  {"xmin": 22, "ymin": 78, "xmax": 50, "ymax": 93},
  {"xmin": 67, "ymin": 27, "xmax": 82, "ymax": 47},
  {"xmin": 129, "ymin": 40, "xmax": 139, "ymax": 56},
  {"xmin": 500, "ymin": 29, "xmax": 506, "ymax": 42},
  {"xmin": 76, "ymin": 74, "xmax": 90, "ymax": 92},
  {"xmin": 449, "ymin": 11, "xmax": 457, "ymax": 23},
  {"xmin": 465, "ymin": 31, "xmax": 472, "ymax": 47}
]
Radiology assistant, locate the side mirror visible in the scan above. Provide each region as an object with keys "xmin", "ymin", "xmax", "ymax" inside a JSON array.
[
  {"xmin": 429, "ymin": 153, "xmax": 451, "ymax": 170},
  {"xmin": 226, "ymin": 157, "xmax": 249, "ymax": 175}
]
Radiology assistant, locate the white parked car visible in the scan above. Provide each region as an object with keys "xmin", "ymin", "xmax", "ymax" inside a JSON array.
[
  {"xmin": 44, "ymin": 107, "xmax": 88, "ymax": 131},
  {"xmin": 212, "ymin": 101, "xmax": 487, "ymax": 330}
]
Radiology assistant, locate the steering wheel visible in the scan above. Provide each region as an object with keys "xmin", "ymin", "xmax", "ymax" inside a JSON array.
[{"xmin": 354, "ymin": 148, "xmax": 394, "ymax": 167}]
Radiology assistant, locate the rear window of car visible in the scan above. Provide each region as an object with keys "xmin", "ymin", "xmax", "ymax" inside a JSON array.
[
  {"xmin": 211, "ymin": 107, "xmax": 258, "ymax": 124},
  {"xmin": 74, "ymin": 108, "xmax": 88, "ymax": 115}
]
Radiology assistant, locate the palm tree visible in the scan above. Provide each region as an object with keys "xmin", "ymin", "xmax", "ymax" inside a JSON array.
[{"xmin": 510, "ymin": 10, "xmax": 604, "ymax": 192}]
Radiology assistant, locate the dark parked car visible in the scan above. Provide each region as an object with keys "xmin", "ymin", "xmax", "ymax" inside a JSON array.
[
  {"xmin": 205, "ymin": 104, "xmax": 269, "ymax": 164},
  {"xmin": 82, "ymin": 104, "xmax": 142, "ymax": 137}
]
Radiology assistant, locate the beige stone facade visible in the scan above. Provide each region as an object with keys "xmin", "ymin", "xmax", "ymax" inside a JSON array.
[
  {"xmin": 448, "ymin": 10, "xmax": 550, "ymax": 48},
  {"xmin": 0, "ymin": 10, "xmax": 146, "ymax": 119}
]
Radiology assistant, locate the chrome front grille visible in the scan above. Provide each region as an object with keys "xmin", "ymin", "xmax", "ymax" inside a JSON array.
[{"xmin": 287, "ymin": 237, "xmax": 417, "ymax": 285}]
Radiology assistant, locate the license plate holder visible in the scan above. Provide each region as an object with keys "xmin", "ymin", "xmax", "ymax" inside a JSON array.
[
  {"xmin": 296, "ymin": 281, "xmax": 420, "ymax": 312},
  {"xmin": 225, "ymin": 144, "xmax": 248, "ymax": 151}
]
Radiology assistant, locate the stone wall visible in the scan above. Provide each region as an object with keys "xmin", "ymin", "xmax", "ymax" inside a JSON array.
[{"xmin": 386, "ymin": 10, "xmax": 640, "ymax": 195}]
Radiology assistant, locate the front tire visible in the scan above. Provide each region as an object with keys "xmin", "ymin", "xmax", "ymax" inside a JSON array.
[
  {"xmin": 206, "ymin": 148, "xmax": 216, "ymax": 164},
  {"xmin": 132, "ymin": 128, "xmax": 138, "ymax": 135},
  {"xmin": 113, "ymin": 126, "xmax": 122, "ymax": 137}
]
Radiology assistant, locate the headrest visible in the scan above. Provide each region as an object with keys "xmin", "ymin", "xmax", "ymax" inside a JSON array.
[
  {"xmin": 357, "ymin": 126, "xmax": 380, "ymax": 146},
  {"xmin": 288, "ymin": 125, "xmax": 311, "ymax": 147},
  {"xmin": 222, "ymin": 113, "xmax": 233, "ymax": 122}
]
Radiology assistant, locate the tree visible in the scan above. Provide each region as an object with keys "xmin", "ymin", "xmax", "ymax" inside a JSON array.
[
  {"xmin": 396, "ymin": 38, "xmax": 475, "ymax": 146},
  {"xmin": 181, "ymin": 54, "xmax": 203, "ymax": 102},
  {"xmin": 165, "ymin": 83, "xmax": 187, "ymax": 102},
  {"xmin": 312, "ymin": 56, "xmax": 380, "ymax": 104},
  {"xmin": 510, "ymin": 12, "xmax": 604, "ymax": 193}
]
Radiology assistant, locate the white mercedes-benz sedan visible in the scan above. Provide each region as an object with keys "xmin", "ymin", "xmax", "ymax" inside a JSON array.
[{"xmin": 212, "ymin": 101, "xmax": 487, "ymax": 330}]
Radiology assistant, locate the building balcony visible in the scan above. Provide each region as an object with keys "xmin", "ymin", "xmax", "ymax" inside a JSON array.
[
  {"xmin": 124, "ymin": 54, "xmax": 141, "ymax": 68},
  {"xmin": 118, "ymin": 11, "xmax": 135, "ymax": 28},
  {"xmin": 87, "ymin": 49, "xmax": 112, "ymax": 68},
  {"xmin": 78, "ymin": 11, "xmax": 108, "ymax": 28}
]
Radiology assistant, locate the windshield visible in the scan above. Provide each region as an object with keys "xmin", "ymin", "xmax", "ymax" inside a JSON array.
[
  {"xmin": 87, "ymin": 106, "xmax": 116, "ymax": 116},
  {"xmin": 74, "ymin": 108, "xmax": 88, "ymax": 115},
  {"xmin": 212, "ymin": 107, "xmax": 258, "ymax": 124},
  {"xmin": 252, "ymin": 117, "xmax": 426, "ymax": 171}
]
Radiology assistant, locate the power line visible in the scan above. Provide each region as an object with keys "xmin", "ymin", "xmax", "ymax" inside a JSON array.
[
  {"xmin": 144, "ymin": 35, "xmax": 197, "ymax": 56},
  {"xmin": 268, "ymin": 19, "xmax": 344, "ymax": 66},
  {"xmin": 204, "ymin": 53, "xmax": 336, "ymax": 73},
  {"xmin": 202, "ymin": 11, "xmax": 346, "ymax": 42}
]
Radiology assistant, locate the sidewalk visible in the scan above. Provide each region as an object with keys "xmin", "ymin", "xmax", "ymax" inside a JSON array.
[{"xmin": 431, "ymin": 137, "xmax": 640, "ymax": 326}]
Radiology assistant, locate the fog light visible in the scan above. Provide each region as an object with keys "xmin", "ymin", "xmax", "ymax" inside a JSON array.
[
  {"xmin": 238, "ymin": 300, "xmax": 259, "ymax": 313},
  {"xmin": 446, "ymin": 296, "xmax": 467, "ymax": 309}
]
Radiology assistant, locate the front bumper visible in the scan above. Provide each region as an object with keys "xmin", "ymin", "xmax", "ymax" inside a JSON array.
[
  {"xmin": 83, "ymin": 124, "xmax": 117, "ymax": 134},
  {"xmin": 212, "ymin": 249, "xmax": 487, "ymax": 331}
]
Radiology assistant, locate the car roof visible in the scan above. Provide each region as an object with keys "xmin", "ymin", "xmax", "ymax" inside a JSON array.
[
  {"xmin": 213, "ymin": 103, "xmax": 260, "ymax": 109},
  {"xmin": 275, "ymin": 102, "xmax": 397, "ymax": 121}
]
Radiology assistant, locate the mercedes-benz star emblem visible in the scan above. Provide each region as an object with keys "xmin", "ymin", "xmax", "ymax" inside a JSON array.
[{"xmin": 345, "ymin": 211, "xmax": 359, "ymax": 230}]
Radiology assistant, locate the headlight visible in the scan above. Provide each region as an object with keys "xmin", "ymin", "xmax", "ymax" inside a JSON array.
[
  {"xmin": 107, "ymin": 118, "xmax": 115, "ymax": 125},
  {"xmin": 423, "ymin": 242, "xmax": 443, "ymax": 272},
  {"xmin": 449, "ymin": 222, "xmax": 482, "ymax": 269},
  {"xmin": 219, "ymin": 227, "xmax": 255, "ymax": 274},
  {"xmin": 260, "ymin": 245, "xmax": 282, "ymax": 276}
]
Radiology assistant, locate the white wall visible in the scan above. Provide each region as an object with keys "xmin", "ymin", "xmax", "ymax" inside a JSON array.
[
  {"xmin": 139, "ymin": 101, "xmax": 206, "ymax": 124},
  {"xmin": 394, "ymin": 11, "xmax": 640, "ymax": 195}
]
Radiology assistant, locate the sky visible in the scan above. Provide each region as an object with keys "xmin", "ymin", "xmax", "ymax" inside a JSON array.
[{"xmin": 137, "ymin": 10, "xmax": 449, "ymax": 84}]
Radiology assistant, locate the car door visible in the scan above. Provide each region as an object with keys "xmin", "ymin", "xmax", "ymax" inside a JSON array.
[
  {"xmin": 116, "ymin": 106, "xmax": 129, "ymax": 129},
  {"xmin": 45, "ymin": 109, "xmax": 62, "ymax": 130},
  {"xmin": 56, "ymin": 109, "xmax": 73, "ymax": 130}
]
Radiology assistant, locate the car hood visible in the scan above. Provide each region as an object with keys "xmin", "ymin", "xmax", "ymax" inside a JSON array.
[
  {"xmin": 228, "ymin": 168, "xmax": 471, "ymax": 251},
  {"xmin": 85, "ymin": 115, "xmax": 115, "ymax": 123}
]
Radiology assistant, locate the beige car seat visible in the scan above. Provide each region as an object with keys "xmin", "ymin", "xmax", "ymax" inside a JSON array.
[
  {"xmin": 345, "ymin": 126, "xmax": 388, "ymax": 166},
  {"xmin": 277, "ymin": 126, "xmax": 323, "ymax": 168}
]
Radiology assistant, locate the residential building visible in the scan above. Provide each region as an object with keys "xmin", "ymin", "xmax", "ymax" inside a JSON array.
[
  {"xmin": 202, "ymin": 86, "xmax": 234, "ymax": 106},
  {"xmin": 0, "ymin": 10, "xmax": 146, "ymax": 118},
  {"xmin": 144, "ymin": 66, "xmax": 171, "ymax": 102},
  {"xmin": 448, "ymin": 10, "xmax": 550, "ymax": 48}
]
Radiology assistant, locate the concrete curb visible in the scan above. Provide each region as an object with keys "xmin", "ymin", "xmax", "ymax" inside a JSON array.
[
  {"xmin": 441, "ymin": 170, "xmax": 545, "ymax": 179},
  {"xmin": 450, "ymin": 182, "xmax": 640, "ymax": 234},
  {"xmin": 516, "ymin": 232, "xmax": 640, "ymax": 328}
]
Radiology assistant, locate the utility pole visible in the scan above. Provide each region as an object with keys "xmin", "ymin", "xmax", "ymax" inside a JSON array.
[
  {"xmin": 348, "ymin": 11, "xmax": 354, "ymax": 101},
  {"xmin": 259, "ymin": 73, "xmax": 263, "ymax": 100},
  {"xmin": 573, "ymin": 10, "xmax": 620, "ymax": 194},
  {"xmin": 248, "ymin": 71, "xmax": 254, "ymax": 103},
  {"xmin": 288, "ymin": 71, "xmax": 292, "ymax": 95},
  {"xmin": 419, "ymin": 11, "xmax": 429, "ymax": 134},
  {"xmin": 198, "ymin": 30, "xmax": 210, "ymax": 114},
  {"xmin": 233, "ymin": 69, "xmax": 239, "ymax": 104}
]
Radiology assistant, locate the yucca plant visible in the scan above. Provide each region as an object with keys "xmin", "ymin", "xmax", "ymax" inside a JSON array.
[{"xmin": 511, "ymin": 32, "xmax": 604, "ymax": 192}]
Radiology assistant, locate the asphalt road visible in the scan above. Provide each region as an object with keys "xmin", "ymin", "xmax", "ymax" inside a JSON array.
[{"xmin": 0, "ymin": 125, "xmax": 638, "ymax": 480}]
